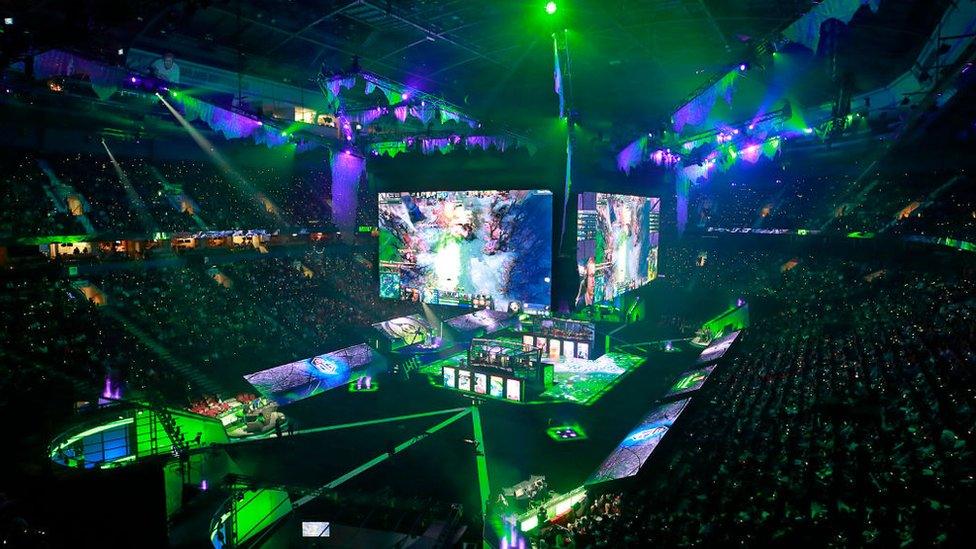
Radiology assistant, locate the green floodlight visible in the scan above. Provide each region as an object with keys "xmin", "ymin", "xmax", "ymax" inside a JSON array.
[{"xmin": 545, "ymin": 2, "xmax": 557, "ymax": 15}]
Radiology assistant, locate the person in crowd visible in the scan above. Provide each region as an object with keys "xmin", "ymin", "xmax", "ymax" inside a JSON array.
[{"xmin": 150, "ymin": 52, "xmax": 180, "ymax": 84}]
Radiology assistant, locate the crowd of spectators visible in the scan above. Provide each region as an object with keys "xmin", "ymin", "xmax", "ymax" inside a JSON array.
[
  {"xmin": 0, "ymin": 273, "xmax": 190, "ymax": 409},
  {"xmin": 686, "ymin": 161, "xmax": 975, "ymax": 243},
  {"xmin": 91, "ymin": 263, "xmax": 310, "ymax": 384},
  {"xmin": 84, "ymin": 245, "xmax": 411, "ymax": 390},
  {"xmin": 220, "ymin": 247, "xmax": 413, "ymax": 347},
  {"xmin": 187, "ymin": 393, "xmax": 257, "ymax": 418},
  {"xmin": 888, "ymin": 174, "xmax": 976, "ymax": 242},
  {"xmin": 0, "ymin": 241, "xmax": 417, "ymax": 432},
  {"xmin": 0, "ymin": 154, "xmax": 80, "ymax": 238},
  {"xmin": 687, "ymin": 166, "xmax": 855, "ymax": 232},
  {"xmin": 538, "ymin": 257, "xmax": 976, "ymax": 547},
  {"xmin": 0, "ymin": 153, "xmax": 342, "ymax": 239}
]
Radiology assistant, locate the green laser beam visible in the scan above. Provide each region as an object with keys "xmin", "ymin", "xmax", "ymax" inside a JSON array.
[
  {"xmin": 222, "ymin": 407, "xmax": 469, "ymax": 447},
  {"xmin": 293, "ymin": 408, "xmax": 472, "ymax": 507},
  {"xmin": 470, "ymin": 406, "xmax": 490, "ymax": 520}
]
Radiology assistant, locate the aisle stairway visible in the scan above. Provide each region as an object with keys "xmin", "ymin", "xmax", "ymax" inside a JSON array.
[{"xmin": 101, "ymin": 307, "xmax": 226, "ymax": 396}]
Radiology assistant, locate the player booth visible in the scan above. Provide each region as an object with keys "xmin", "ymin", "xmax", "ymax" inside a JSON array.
[
  {"xmin": 441, "ymin": 339, "xmax": 551, "ymax": 403},
  {"xmin": 518, "ymin": 317, "xmax": 597, "ymax": 362}
]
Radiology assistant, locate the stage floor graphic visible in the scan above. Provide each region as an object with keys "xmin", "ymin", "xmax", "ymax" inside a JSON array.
[{"xmin": 541, "ymin": 352, "xmax": 646, "ymax": 405}]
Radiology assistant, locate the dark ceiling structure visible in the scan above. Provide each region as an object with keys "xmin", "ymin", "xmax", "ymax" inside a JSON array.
[{"xmin": 1, "ymin": 0, "xmax": 952, "ymax": 143}]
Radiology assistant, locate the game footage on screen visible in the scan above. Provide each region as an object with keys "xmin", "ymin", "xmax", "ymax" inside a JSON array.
[
  {"xmin": 378, "ymin": 190, "xmax": 552, "ymax": 312},
  {"xmin": 576, "ymin": 193, "xmax": 660, "ymax": 306}
]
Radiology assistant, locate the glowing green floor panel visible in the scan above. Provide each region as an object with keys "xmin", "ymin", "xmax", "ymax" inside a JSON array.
[{"xmin": 540, "ymin": 352, "xmax": 646, "ymax": 405}]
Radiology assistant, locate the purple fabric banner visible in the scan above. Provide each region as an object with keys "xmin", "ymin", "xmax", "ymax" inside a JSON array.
[
  {"xmin": 330, "ymin": 151, "xmax": 364, "ymax": 238},
  {"xmin": 673, "ymin": 71, "xmax": 739, "ymax": 132},
  {"xmin": 355, "ymin": 106, "xmax": 387, "ymax": 125},
  {"xmin": 409, "ymin": 104, "xmax": 435, "ymax": 124},
  {"xmin": 33, "ymin": 50, "xmax": 126, "ymax": 100},
  {"xmin": 650, "ymin": 149, "xmax": 681, "ymax": 167},
  {"xmin": 465, "ymin": 135, "xmax": 511, "ymax": 152},
  {"xmin": 326, "ymin": 76, "xmax": 357, "ymax": 98},
  {"xmin": 617, "ymin": 136, "xmax": 648, "ymax": 174},
  {"xmin": 421, "ymin": 137, "xmax": 454, "ymax": 155},
  {"xmin": 174, "ymin": 94, "xmax": 287, "ymax": 148},
  {"xmin": 394, "ymin": 105, "xmax": 409, "ymax": 122}
]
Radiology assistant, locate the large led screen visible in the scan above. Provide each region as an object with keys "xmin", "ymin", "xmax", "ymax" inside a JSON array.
[
  {"xmin": 576, "ymin": 193, "xmax": 660, "ymax": 306},
  {"xmin": 379, "ymin": 190, "xmax": 553, "ymax": 311},
  {"xmin": 445, "ymin": 309, "xmax": 515, "ymax": 335},
  {"xmin": 244, "ymin": 344, "xmax": 382, "ymax": 405},
  {"xmin": 587, "ymin": 398, "xmax": 689, "ymax": 484},
  {"xmin": 371, "ymin": 315, "xmax": 433, "ymax": 348},
  {"xmin": 665, "ymin": 365, "xmax": 717, "ymax": 397},
  {"xmin": 696, "ymin": 330, "xmax": 741, "ymax": 365}
]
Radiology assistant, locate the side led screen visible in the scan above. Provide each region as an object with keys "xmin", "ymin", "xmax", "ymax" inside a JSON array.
[
  {"xmin": 443, "ymin": 367, "xmax": 456, "ymax": 388},
  {"xmin": 505, "ymin": 379, "xmax": 522, "ymax": 402},
  {"xmin": 665, "ymin": 365, "xmax": 716, "ymax": 397},
  {"xmin": 445, "ymin": 309, "xmax": 515, "ymax": 335},
  {"xmin": 301, "ymin": 522, "xmax": 330, "ymax": 538},
  {"xmin": 474, "ymin": 373, "xmax": 488, "ymax": 394},
  {"xmin": 379, "ymin": 190, "xmax": 553, "ymax": 311},
  {"xmin": 576, "ymin": 193, "xmax": 660, "ymax": 305},
  {"xmin": 587, "ymin": 398, "xmax": 689, "ymax": 484},
  {"xmin": 244, "ymin": 344, "xmax": 382, "ymax": 405},
  {"xmin": 458, "ymin": 370, "xmax": 472, "ymax": 392},
  {"xmin": 490, "ymin": 376, "xmax": 504, "ymax": 398},
  {"xmin": 371, "ymin": 315, "xmax": 433, "ymax": 348},
  {"xmin": 696, "ymin": 330, "xmax": 741, "ymax": 364}
]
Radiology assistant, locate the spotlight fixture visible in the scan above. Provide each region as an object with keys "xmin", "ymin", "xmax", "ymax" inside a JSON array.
[
  {"xmin": 739, "ymin": 62, "xmax": 749, "ymax": 71},
  {"xmin": 401, "ymin": 92, "xmax": 409, "ymax": 101},
  {"xmin": 803, "ymin": 127, "xmax": 814, "ymax": 134},
  {"xmin": 545, "ymin": 2, "xmax": 557, "ymax": 15},
  {"xmin": 118, "ymin": 48, "xmax": 125, "ymax": 56},
  {"xmin": 355, "ymin": 123, "xmax": 363, "ymax": 130},
  {"xmin": 4, "ymin": 17, "xmax": 13, "ymax": 25}
]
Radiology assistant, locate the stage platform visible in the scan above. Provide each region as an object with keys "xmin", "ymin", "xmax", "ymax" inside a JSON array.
[
  {"xmin": 188, "ymin": 308, "xmax": 721, "ymax": 547},
  {"xmin": 417, "ymin": 348, "xmax": 645, "ymax": 406}
]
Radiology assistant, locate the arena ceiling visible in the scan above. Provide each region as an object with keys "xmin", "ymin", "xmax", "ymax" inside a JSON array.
[{"xmin": 2, "ymin": 0, "xmax": 953, "ymax": 139}]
